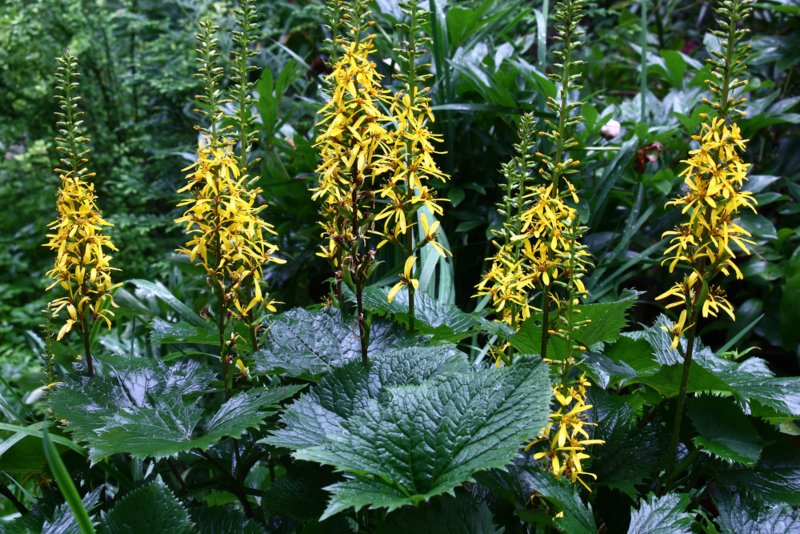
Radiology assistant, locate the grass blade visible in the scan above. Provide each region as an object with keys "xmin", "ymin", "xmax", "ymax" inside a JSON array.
[{"xmin": 42, "ymin": 430, "xmax": 96, "ymax": 534}]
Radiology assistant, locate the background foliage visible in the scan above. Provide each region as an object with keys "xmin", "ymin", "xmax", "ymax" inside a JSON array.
[{"xmin": 1, "ymin": 0, "xmax": 798, "ymax": 531}]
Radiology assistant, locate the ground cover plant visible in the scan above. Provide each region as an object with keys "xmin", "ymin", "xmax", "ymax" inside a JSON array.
[{"xmin": 1, "ymin": 0, "xmax": 799, "ymax": 531}]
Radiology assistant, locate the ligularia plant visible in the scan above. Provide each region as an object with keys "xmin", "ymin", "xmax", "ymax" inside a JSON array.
[
  {"xmin": 477, "ymin": 0, "xmax": 603, "ymax": 491},
  {"xmin": 45, "ymin": 50, "xmax": 120, "ymax": 377},
  {"xmin": 658, "ymin": 0, "xmax": 756, "ymax": 483},
  {"xmin": 377, "ymin": 1, "xmax": 450, "ymax": 330},
  {"xmin": 313, "ymin": 0, "xmax": 392, "ymax": 363},
  {"xmin": 176, "ymin": 12, "xmax": 283, "ymax": 393}
]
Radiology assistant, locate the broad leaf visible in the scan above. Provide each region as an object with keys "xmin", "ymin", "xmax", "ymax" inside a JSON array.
[
  {"xmin": 687, "ymin": 396, "xmax": 764, "ymax": 466},
  {"xmin": 102, "ymin": 482, "xmax": 194, "ymax": 534},
  {"xmin": 266, "ymin": 346, "xmax": 470, "ymax": 450},
  {"xmin": 714, "ymin": 490, "xmax": 800, "ymax": 534},
  {"xmin": 511, "ymin": 294, "xmax": 636, "ymax": 357},
  {"xmin": 590, "ymin": 390, "xmax": 663, "ymax": 498},
  {"xmin": 713, "ymin": 443, "xmax": 800, "ymax": 505},
  {"xmin": 359, "ymin": 286, "xmax": 507, "ymax": 341},
  {"xmin": 50, "ymin": 354, "xmax": 302, "ymax": 461},
  {"xmin": 267, "ymin": 347, "xmax": 551, "ymax": 518},
  {"xmin": 611, "ymin": 316, "xmax": 800, "ymax": 423},
  {"xmin": 627, "ymin": 493, "xmax": 692, "ymax": 534},
  {"xmin": 254, "ymin": 307, "xmax": 413, "ymax": 379}
]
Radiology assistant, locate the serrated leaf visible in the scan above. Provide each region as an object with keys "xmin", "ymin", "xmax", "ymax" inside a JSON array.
[
  {"xmin": 590, "ymin": 390, "xmax": 663, "ymax": 498},
  {"xmin": 50, "ymin": 354, "xmax": 302, "ymax": 461},
  {"xmin": 714, "ymin": 490, "xmax": 800, "ymax": 534},
  {"xmin": 297, "ymin": 359, "xmax": 550, "ymax": 518},
  {"xmin": 253, "ymin": 307, "xmax": 413, "ymax": 379},
  {"xmin": 359, "ymin": 286, "xmax": 506, "ymax": 341},
  {"xmin": 687, "ymin": 396, "xmax": 764, "ymax": 466},
  {"xmin": 268, "ymin": 347, "xmax": 550, "ymax": 519},
  {"xmin": 713, "ymin": 443, "xmax": 800, "ymax": 505},
  {"xmin": 627, "ymin": 493, "xmax": 692, "ymax": 534},
  {"xmin": 266, "ymin": 346, "xmax": 470, "ymax": 450},
  {"xmin": 373, "ymin": 493, "xmax": 497, "ymax": 534},
  {"xmin": 616, "ymin": 316, "xmax": 800, "ymax": 423},
  {"xmin": 43, "ymin": 487, "xmax": 102, "ymax": 534},
  {"xmin": 190, "ymin": 506, "xmax": 261, "ymax": 534},
  {"xmin": 102, "ymin": 482, "xmax": 194, "ymax": 534},
  {"xmin": 511, "ymin": 295, "xmax": 636, "ymax": 357}
]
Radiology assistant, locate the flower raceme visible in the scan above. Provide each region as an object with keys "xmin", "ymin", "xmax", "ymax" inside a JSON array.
[
  {"xmin": 530, "ymin": 375, "xmax": 604, "ymax": 491},
  {"xmin": 45, "ymin": 51, "xmax": 119, "ymax": 361},
  {"xmin": 46, "ymin": 174, "xmax": 119, "ymax": 341},
  {"xmin": 175, "ymin": 139, "xmax": 283, "ymax": 319},
  {"xmin": 312, "ymin": 35, "xmax": 392, "ymax": 269},
  {"xmin": 657, "ymin": 116, "xmax": 756, "ymax": 347}
]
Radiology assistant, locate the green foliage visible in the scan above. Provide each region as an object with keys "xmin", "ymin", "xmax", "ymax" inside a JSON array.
[
  {"xmin": 1, "ymin": 0, "xmax": 799, "ymax": 531},
  {"xmin": 627, "ymin": 493, "xmax": 693, "ymax": 534},
  {"xmin": 102, "ymin": 482, "xmax": 194, "ymax": 534},
  {"xmin": 254, "ymin": 307, "xmax": 412, "ymax": 379},
  {"xmin": 49, "ymin": 354, "xmax": 302, "ymax": 461},
  {"xmin": 268, "ymin": 347, "xmax": 551, "ymax": 518}
]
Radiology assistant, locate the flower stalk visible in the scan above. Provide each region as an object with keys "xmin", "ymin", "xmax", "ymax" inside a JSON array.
[
  {"xmin": 45, "ymin": 50, "xmax": 120, "ymax": 377},
  {"xmin": 379, "ymin": 1, "xmax": 450, "ymax": 332},
  {"xmin": 177, "ymin": 17, "xmax": 283, "ymax": 394},
  {"xmin": 313, "ymin": 0, "xmax": 392, "ymax": 364},
  {"xmin": 658, "ymin": 0, "xmax": 755, "ymax": 486}
]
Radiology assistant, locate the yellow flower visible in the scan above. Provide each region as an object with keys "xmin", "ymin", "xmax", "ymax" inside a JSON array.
[
  {"xmin": 387, "ymin": 255, "xmax": 419, "ymax": 303},
  {"xmin": 46, "ymin": 174, "xmax": 120, "ymax": 340},
  {"xmin": 176, "ymin": 138, "xmax": 283, "ymax": 320},
  {"xmin": 532, "ymin": 376, "xmax": 604, "ymax": 491},
  {"xmin": 660, "ymin": 116, "xmax": 757, "ymax": 343},
  {"xmin": 45, "ymin": 51, "xmax": 119, "ymax": 374}
]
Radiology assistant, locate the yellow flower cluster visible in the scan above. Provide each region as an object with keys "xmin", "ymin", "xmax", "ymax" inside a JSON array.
[
  {"xmin": 46, "ymin": 174, "xmax": 119, "ymax": 341},
  {"xmin": 176, "ymin": 139, "xmax": 283, "ymax": 319},
  {"xmin": 530, "ymin": 375, "xmax": 604, "ymax": 491},
  {"xmin": 312, "ymin": 35, "xmax": 392, "ymax": 268},
  {"xmin": 657, "ymin": 117, "xmax": 756, "ymax": 347},
  {"xmin": 376, "ymin": 89, "xmax": 449, "ymax": 245},
  {"xmin": 45, "ymin": 51, "xmax": 119, "ymax": 360}
]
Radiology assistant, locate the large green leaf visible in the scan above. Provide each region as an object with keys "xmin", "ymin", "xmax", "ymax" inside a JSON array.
[
  {"xmin": 50, "ymin": 354, "xmax": 302, "ymax": 461},
  {"xmin": 267, "ymin": 347, "xmax": 551, "ymax": 519},
  {"xmin": 102, "ymin": 482, "xmax": 194, "ymax": 534},
  {"xmin": 359, "ymin": 286, "xmax": 508, "ymax": 341},
  {"xmin": 590, "ymin": 391, "xmax": 663, "ymax": 498},
  {"xmin": 610, "ymin": 316, "xmax": 800, "ymax": 423},
  {"xmin": 511, "ymin": 294, "xmax": 636, "ymax": 358},
  {"xmin": 373, "ymin": 493, "xmax": 497, "ymax": 534},
  {"xmin": 627, "ymin": 493, "xmax": 692, "ymax": 534},
  {"xmin": 712, "ymin": 443, "xmax": 800, "ymax": 505},
  {"xmin": 714, "ymin": 490, "xmax": 800, "ymax": 533},
  {"xmin": 687, "ymin": 396, "xmax": 764, "ymax": 466},
  {"xmin": 266, "ymin": 346, "xmax": 471, "ymax": 450},
  {"xmin": 253, "ymin": 307, "xmax": 413, "ymax": 379}
]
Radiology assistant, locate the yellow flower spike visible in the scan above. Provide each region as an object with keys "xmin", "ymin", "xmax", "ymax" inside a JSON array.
[{"xmin": 45, "ymin": 52, "xmax": 120, "ymax": 376}]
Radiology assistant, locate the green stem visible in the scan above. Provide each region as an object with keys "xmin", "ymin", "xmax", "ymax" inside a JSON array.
[
  {"xmin": 664, "ymin": 286, "xmax": 705, "ymax": 488},
  {"xmin": 540, "ymin": 289, "xmax": 550, "ymax": 358},
  {"xmin": 81, "ymin": 312, "xmax": 94, "ymax": 377},
  {"xmin": 640, "ymin": 0, "xmax": 648, "ymax": 123}
]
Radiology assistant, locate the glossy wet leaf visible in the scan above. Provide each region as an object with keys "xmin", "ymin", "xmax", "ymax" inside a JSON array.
[
  {"xmin": 254, "ymin": 307, "xmax": 413, "ymax": 379},
  {"xmin": 50, "ymin": 354, "xmax": 302, "ymax": 461},
  {"xmin": 627, "ymin": 493, "xmax": 692, "ymax": 534},
  {"xmin": 268, "ymin": 347, "xmax": 550, "ymax": 518}
]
